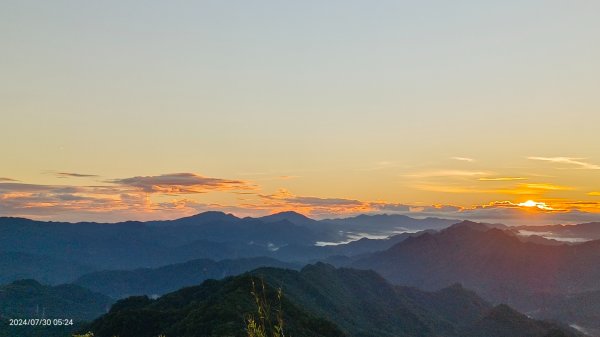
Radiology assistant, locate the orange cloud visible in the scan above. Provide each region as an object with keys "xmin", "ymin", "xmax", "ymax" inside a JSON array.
[
  {"xmin": 521, "ymin": 183, "xmax": 573, "ymax": 191},
  {"xmin": 277, "ymin": 175, "xmax": 299, "ymax": 180},
  {"xmin": 0, "ymin": 172, "xmax": 256, "ymax": 221},
  {"xmin": 495, "ymin": 183, "xmax": 574, "ymax": 195},
  {"xmin": 249, "ymin": 189, "xmax": 373, "ymax": 217},
  {"xmin": 111, "ymin": 173, "xmax": 254, "ymax": 194},
  {"xmin": 1, "ymin": 176, "xmax": 599, "ymax": 224}
]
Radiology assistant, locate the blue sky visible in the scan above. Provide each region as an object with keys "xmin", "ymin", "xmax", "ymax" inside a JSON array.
[{"xmin": 1, "ymin": 1, "xmax": 600, "ymax": 222}]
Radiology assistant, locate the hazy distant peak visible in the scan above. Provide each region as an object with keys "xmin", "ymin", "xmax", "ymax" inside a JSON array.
[
  {"xmin": 301, "ymin": 261, "xmax": 336, "ymax": 274},
  {"xmin": 354, "ymin": 213, "xmax": 410, "ymax": 220},
  {"xmin": 261, "ymin": 211, "xmax": 313, "ymax": 222},
  {"xmin": 445, "ymin": 220, "xmax": 494, "ymax": 232},
  {"xmin": 259, "ymin": 211, "xmax": 320, "ymax": 229},
  {"xmin": 275, "ymin": 210, "xmax": 310, "ymax": 217},
  {"xmin": 182, "ymin": 211, "xmax": 239, "ymax": 222}
]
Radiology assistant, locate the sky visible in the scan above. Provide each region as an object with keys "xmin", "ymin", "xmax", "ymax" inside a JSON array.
[{"xmin": 1, "ymin": 0, "xmax": 600, "ymax": 224}]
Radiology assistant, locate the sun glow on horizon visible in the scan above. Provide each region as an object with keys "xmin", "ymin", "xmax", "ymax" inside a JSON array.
[{"xmin": 518, "ymin": 200, "xmax": 554, "ymax": 211}]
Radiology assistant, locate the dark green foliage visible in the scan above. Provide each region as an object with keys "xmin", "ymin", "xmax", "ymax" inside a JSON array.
[
  {"xmin": 86, "ymin": 275, "xmax": 345, "ymax": 337},
  {"xmin": 398, "ymin": 283, "xmax": 491, "ymax": 328},
  {"xmin": 251, "ymin": 263, "xmax": 446, "ymax": 337},
  {"xmin": 244, "ymin": 280, "xmax": 288, "ymax": 337},
  {"xmin": 0, "ymin": 279, "xmax": 112, "ymax": 321},
  {"xmin": 0, "ymin": 279, "xmax": 112, "ymax": 337},
  {"xmin": 86, "ymin": 264, "xmax": 578, "ymax": 337}
]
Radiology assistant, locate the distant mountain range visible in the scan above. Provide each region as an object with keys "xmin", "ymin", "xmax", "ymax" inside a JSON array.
[
  {"xmin": 85, "ymin": 263, "xmax": 580, "ymax": 337},
  {"xmin": 322, "ymin": 213, "xmax": 458, "ymax": 232},
  {"xmin": 0, "ymin": 251, "xmax": 93, "ymax": 285},
  {"xmin": 0, "ymin": 213, "xmax": 318, "ymax": 268},
  {"xmin": 0, "ymin": 212, "xmax": 460, "ymax": 284},
  {"xmin": 511, "ymin": 222, "xmax": 600, "ymax": 242},
  {"xmin": 352, "ymin": 221, "xmax": 600, "ymax": 333},
  {"xmin": 2, "ymin": 212, "xmax": 600, "ymax": 336}
]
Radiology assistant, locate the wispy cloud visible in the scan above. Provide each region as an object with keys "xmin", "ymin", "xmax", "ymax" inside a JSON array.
[
  {"xmin": 478, "ymin": 177, "xmax": 527, "ymax": 181},
  {"xmin": 589, "ymin": 192, "xmax": 600, "ymax": 196},
  {"xmin": 494, "ymin": 183, "xmax": 574, "ymax": 195},
  {"xmin": 1, "ymin": 174, "xmax": 598, "ymax": 223},
  {"xmin": 0, "ymin": 172, "xmax": 256, "ymax": 221},
  {"xmin": 376, "ymin": 203, "xmax": 463, "ymax": 214},
  {"xmin": 451, "ymin": 157, "xmax": 475, "ymax": 162},
  {"xmin": 528, "ymin": 156, "xmax": 600, "ymax": 170},
  {"xmin": 411, "ymin": 183, "xmax": 490, "ymax": 194},
  {"xmin": 111, "ymin": 173, "xmax": 254, "ymax": 194},
  {"xmin": 383, "ymin": 200, "xmax": 600, "ymax": 224},
  {"xmin": 56, "ymin": 172, "xmax": 99, "ymax": 178},
  {"xmin": 521, "ymin": 183, "xmax": 573, "ymax": 191},
  {"xmin": 358, "ymin": 161, "xmax": 410, "ymax": 171},
  {"xmin": 407, "ymin": 170, "xmax": 490, "ymax": 178},
  {"xmin": 412, "ymin": 181, "xmax": 573, "ymax": 196},
  {"xmin": 0, "ymin": 177, "xmax": 17, "ymax": 182},
  {"xmin": 0, "ymin": 182, "xmax": 85, "ymax": 194},
  {"xmin": 361, "ymin": 200, "xmax": 600, "ymax": 225},
  {"xmin": 251, "ymin": 189, "xmax": 372, "ymax": 217},
  {"xmin": 0, "ymin": 182, "xmax": 138, "ymax": 220},
  {"xmin": 277, "ymin": 175, "xmax": 299, "ymax": 180}
]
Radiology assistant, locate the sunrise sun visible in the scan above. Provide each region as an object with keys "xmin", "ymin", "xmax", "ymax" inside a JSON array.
[
  {"xmin": 520, "ymin": 200, "xmax": 538, "ymax": 207},
  {"xmin": 518, "ymin": 200, "xmax": 553, "ymax": 210}
]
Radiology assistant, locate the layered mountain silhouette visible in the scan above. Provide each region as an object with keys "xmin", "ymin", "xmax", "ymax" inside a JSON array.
[
  {"xmin": 0, "ymin": 212, "xmax": 453, "ymax": 284},
  {"xmin": 86, "ymin": 264, "xmax": 579, "ymax": 337},
  {"xmin": 74, "ymin": 257, "xmax": 299, "ymax": 299},
  {"xmin": 512, "ymin": 222, "xmax": 600, "ymax": 241},
  {"xmin": 0, "ymin": 279, "xmax": 111, "ymax": 321},
  {"xmin": 2, "ymin": 213, "xmax": 600, "ymax": 336},
  {"xmin": 352, "ymin": 221, "xmax": 600, "ymax": 326},
  {"xmin": 0, "ymin": 251, "xmax": 93, "ymax": 285},
  {"xmin": 86, "ymin": 272, "xmax": 345, "ymax": 337},
  {"xmin": 0, "ymin": 279, "xmax": 113, "ymax": 337},
  {"xmin": 322, "ymin": 214, "xmax": 457, "ymax": 233},
  {"xmin": 535, "ymin": 289, "xmax": 600, "ymax": 336}
]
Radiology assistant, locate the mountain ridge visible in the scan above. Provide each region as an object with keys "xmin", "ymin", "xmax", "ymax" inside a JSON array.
[{"xmin": 85, "ymin": 263, "xmax": 580, "ymax": 337}]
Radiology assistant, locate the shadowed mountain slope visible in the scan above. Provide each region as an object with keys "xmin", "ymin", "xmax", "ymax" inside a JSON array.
[
  {"xmin": 0, "ymin": 279, "xmax": 113, "ymax": 337},
  {"xmin": 86, "ymin": 264, "xmax": 579, "ymax": 337},
  {"xmin": 352, "ymin": 221, "xmax": 600, "ymax": 332},
  {"xmin": 75, "ymin": 257, "xmax": 299, "ymax": 299}
]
